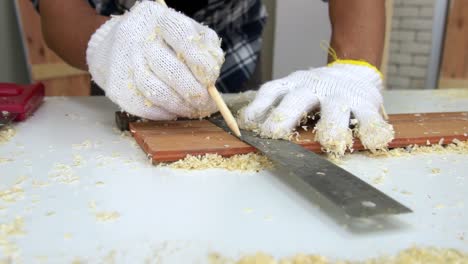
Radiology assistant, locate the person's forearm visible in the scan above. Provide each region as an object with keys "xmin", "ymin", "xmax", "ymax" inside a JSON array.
[
  {"xmin": 328, "ymin": 0, "xmax": 385, "ymax": 68},
  {"xmin": 40, "ymin": 0, "xmax": 109, "ymax": 70}
]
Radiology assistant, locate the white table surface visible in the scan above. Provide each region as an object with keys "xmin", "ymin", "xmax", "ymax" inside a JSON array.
[{"xmin": 1, "ymin": 89, "xmax": 468, "ymax": 263}]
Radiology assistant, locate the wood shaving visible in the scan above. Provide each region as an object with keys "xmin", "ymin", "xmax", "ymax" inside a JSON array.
[
  {"xmin": 35, "ymin": 256, "xmax": 48, "ymax": 262},
  {"xmin": 162, "ymin": 153, "xmax": 273, "ymax": 171},
  {"xmin": 102, "ymin": 250, "xmax": 117, "ymax": 263},
  {"xmin": 314, "ymin": 122, "xmax": 354, "ymax": 157},
  {"xmin": 372, "ymin": 175, "xmax": 385, "ymax": 185},
  {"xmin": 0, "ymin": 176, "xmax": 27, "ymax": 206},
  {"xmin": 366, "ymin": 140, "xmax": 468, "ymax": 158},
  {"xmin": 236, "ymin": 253, "xmax": 276, "ymax": 264},
  {"xmin": 0, "ymin": 217, "xmax": 24, "ymax": 258},
  {"xmin": 95, "ymin": 211, "xmax": 120, "ymax": 222},
  {"xmin": 48, "ymin": 164, "xmax": 79, "ymax": 184},
  {"xmin": 71, "ymin": 257, "xmax": 85, "ymax": 264},
  {"xmin": 438, "ymin": 138, "xmax": 445, "ymax": 145},
  {"xmin": 72, "ymin": 155, "xmax": 85, "ymax": 167},
  {"xmin": 88, "ymin": 200, "xmax": 97, "ymax": 210},
  {"xmin": 0, "ymin": 186, "xmax": 24, "ymax": 203},
  {"xmin": 0, "ymin": 126, "xmax": 15, "ymax": 145},
  {"xmin": 209, "ymin": 247, "xmax": 468, "ymax": 264},
  {"xmin": 88, "ymin": 200, "xmax": 120, "ymax": 222},
  {"xmin": 14, "ymin": 176, "xmax": 28, "ymax": 186},
  {"xmin": 32, "ymin": 180, "xmax": 50, "ymax": 188},
  {"xmin": 72, "ymin": 140, "xmax": 92, "ymax": 150},
  {"xmin": 0, "ymin": 158, "xmax": 13, "ymax": 164},
  {"xmin": 0, "ymin": 218, "xmax": 24, "ymax": 237},
  {"xmin": 362, "ymin": 247, "xmax": 468, "ymax": 264},
  {"xmin": 243, "ymin": 208, "xmax": 253, "ymax": 214}
]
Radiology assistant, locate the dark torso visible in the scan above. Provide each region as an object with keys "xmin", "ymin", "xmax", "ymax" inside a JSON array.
[{"xmin": 165, "ymin": 0, "xmax": 209, "ymax": 16}]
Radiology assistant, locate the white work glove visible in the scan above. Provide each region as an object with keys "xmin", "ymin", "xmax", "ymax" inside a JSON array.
[
  {"xmin": 86, "ymin": 1, "xmax": 224, "ymax": 120},
  {"xmin": 238, "ymin": 61, "xmax": 394, "ymax": 156}
]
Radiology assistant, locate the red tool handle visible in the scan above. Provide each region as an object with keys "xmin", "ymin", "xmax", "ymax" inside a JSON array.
[{"xmin": 0, "ymin": 83, "xmax": 23, "ymax": 96}]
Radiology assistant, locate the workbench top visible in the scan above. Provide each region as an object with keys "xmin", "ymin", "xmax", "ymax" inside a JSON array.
[{"xmin": 1, "ymin": 89, "xmax": 467, "ymax": 263}]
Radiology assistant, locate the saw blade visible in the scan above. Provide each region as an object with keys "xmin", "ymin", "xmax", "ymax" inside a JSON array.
[{"xmin": 209, "ymin": 115, "xmax": 412, "ymax": 218}]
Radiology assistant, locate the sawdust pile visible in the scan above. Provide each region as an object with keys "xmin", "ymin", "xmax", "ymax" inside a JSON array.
[
  {"xmin": 209, "ymin": 247, "xmax": 468, "ymax": 264},
  {"xmin": 163, "ymin": 153, "xmax": 273, "ymax": 171},
  {"xmin": 367, "ymin": 139, "xmax": 468, "ymax": 158},
  {"xmin": 0, "ymin": 126, "xmax": 15, "ymax": 145},
  {"xmin": 160, "ymin": 140, "xmax": 467, "ymax": 171}
]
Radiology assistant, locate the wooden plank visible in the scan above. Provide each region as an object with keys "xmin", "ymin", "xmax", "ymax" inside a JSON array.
[
  {"xmin": 32, "ymin": 63, "xmax": 87, "ymax": 81},
  {"xmin": 130, "ymin": 112, "xmax": 468, "ymax": 163},
  {"xmin": 438, "ymin": 78, "xmax": 468, "ymax": 88},
  {"xmin": 439, "ymin": 0, "xmax": 468, "ymax": 88},
  {"xmin": 41, "ymin": 76, "xmax": 92, "ymax": 96},
  {"xmin": 381, "ymin": 0, "xmax": 393, "ymax": 86},
  {"xmin": 15, "ymin": 0, "xmax": 90, "ymax": 95}
]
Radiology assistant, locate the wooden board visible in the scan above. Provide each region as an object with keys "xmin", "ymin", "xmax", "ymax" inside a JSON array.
[
  {"xmin": 439, "ymin": 78, "xmax": 468, "ymax": 89},
  {"xmin": 381, "ymin": 0, "xmax": 393, "ymax": 86},
  {"xmin": 15, "ymin": 0, "xmax": 91, "ymax": 96},
  {"xmin": 439, "ymin": 0, "xmax": 468, "ymax": 88},
  {"xmin": 130, "ymin": 112, "xmax": 468, "ymax": 163}
]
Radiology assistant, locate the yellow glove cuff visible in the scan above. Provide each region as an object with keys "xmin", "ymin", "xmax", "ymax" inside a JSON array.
[{"xmin": 328, "ymin": 59, "xmax": 384, "ymax": 80}]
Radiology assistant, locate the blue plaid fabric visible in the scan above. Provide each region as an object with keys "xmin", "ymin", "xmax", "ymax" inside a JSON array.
[{"xmin": 31, "ymin": 0, "xmax": 267, "ymax": 93}]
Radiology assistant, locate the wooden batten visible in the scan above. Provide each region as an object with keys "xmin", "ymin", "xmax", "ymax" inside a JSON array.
[{"xmin": 14, "ymin": 0, "xmax": 91, "ymax": 95}]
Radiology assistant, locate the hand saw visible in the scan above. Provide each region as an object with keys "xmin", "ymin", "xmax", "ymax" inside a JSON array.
[{"xmin": 116, "ymin": 111, "xmax": 412, "ymax": 217}]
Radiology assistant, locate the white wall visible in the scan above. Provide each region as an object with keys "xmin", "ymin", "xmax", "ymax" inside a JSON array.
[
  {"xmin": 273, "ymin": 0, "xmax": 331, "ymax": 79},
  {"xmin": 0, "ymin": 1, "xmax": 29, "ymax": 83}
]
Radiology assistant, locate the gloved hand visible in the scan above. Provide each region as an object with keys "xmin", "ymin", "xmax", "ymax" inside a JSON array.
[
  {"xmin": 86, "ymin": 1, "xmax": 224, "ymax": 120},
  {"xmin": 238, "ymin": 61, "xmax": 394, "ymax": 156}
]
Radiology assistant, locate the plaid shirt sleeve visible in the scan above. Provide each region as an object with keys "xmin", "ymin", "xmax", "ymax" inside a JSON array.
[{"xmin": 193, "ymin": 0, "xmax": 267, "ymax": 93}]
